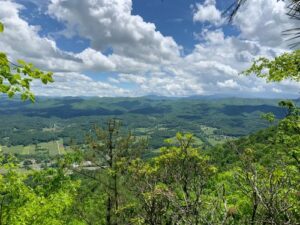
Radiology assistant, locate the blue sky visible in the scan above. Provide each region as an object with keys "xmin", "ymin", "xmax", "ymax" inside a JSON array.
[
  {"xmin": 0, "ymin": 0, "xmax": 299, "ymax": 98},
  {"xmin": 18, "ymin": 0, "xmax": 237, "ymax": 54},
  {"xmin": 132, "ymin": 0, "xmax": 238, "ymax": 50}
]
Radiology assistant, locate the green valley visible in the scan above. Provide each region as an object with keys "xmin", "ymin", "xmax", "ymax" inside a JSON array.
[{"xmin": 0, "ymin": 96, "xmax": 294, "ymax": 153}]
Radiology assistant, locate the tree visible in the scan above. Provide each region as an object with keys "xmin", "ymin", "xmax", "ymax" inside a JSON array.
[
  {"xmin": 0, "ymin": 21, "xmax": 53, "ymax": 101},
  {"xmin": 128, "ymin": 133, "xmax": 218, "ymax": 225},
  {"xmin": 0, "ymin": 153, "xmax": 79, "ymax": 225},
  {"xmin": 70, "ymin": 119, "xmax": 147, "ymax": 225},
  {"xmin": 234, "ymin": 148, "xmax": 299, "ymax": 224}
]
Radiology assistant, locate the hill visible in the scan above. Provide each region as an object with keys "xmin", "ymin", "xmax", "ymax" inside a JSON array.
[{"xmin": 0, "ymin": 97, "xmax": 297, "ymax": 151}]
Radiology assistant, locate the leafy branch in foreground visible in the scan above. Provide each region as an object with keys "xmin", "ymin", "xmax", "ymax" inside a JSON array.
[
  {"xmin": 242, "ymin": 50, "xmax": 300, "ymax": 83},
  {"xmin": 0, "ymin": 21, "xmax": 53, "ymax": 101}
]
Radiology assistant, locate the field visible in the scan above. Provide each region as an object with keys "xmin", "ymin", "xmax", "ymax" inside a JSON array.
[
  {"xmin": 0, "ymin": 139, "xmax": 67, "ymax": 156},
  {"xmin": 200, "ymin": 125, "xmax": 236, "ymax": 145}
]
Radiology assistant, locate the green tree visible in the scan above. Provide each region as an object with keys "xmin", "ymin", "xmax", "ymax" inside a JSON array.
[
  {"xmin": 128, "ymin": 133, "xmax": 217, "ymax": 225},
  {"xmin": 0, "ymin": 153, "xmax": 80, "ymax": 225},
  {"xmin": 70, "ymin": 119, "xmax": 147, "ymax": 225},
  {"xmin": 234, "ymin": 148, "xmax": 299, "ymax": 224}
]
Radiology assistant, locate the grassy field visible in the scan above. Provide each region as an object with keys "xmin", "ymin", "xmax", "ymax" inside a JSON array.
[
  {"xmin": 200, "ymin": 125, "xmax": 236, "ymax": 145},
  {"xmin": 0, "ymin": 139, "xmax": 66, "ymax": 156}
]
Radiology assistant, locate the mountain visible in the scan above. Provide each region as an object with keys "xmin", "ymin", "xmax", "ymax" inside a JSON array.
[{"xmin": 0, "ymin": 97, "xmax": 291, "ymax": 148}]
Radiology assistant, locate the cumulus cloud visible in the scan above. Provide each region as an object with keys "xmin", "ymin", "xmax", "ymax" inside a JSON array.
[
  {"xmin": 217, "ymin": 79, "xmax": 239, "ymax": 89},
  {"xmin": 48, "ymin": 0, "xmax": 181, "ymax": 66},
  {"xmin": 0, "ymin": 0, "xmax": 298, "ymax": 98},
  {"xmin": 113, "ymin": 72, "xmax": 204, "ymax": 97},
  {"xmin": 31, "ymin": 72, "xmax": 130, "ymax": 97},
  {"xmin": 232, "ymin": 0, "xmax": 297, "ymax": 48},
  {"xmin": 193, "ymin": 0, "xmax": 223, "ymax": 26},
  {"xmin": 117, "ymin": 74, "xmax": 146, "ymax": 85},
  {"xmin": 76, "ymin": 48, "xmax": 115, "ymax": 71},
  {"xmin": 0, "ymin": 1, "xmax": 71, "ymax": 69},
  {"xmin": 0, "ymin": 1, "xmax": 116, "ymax": 72}
]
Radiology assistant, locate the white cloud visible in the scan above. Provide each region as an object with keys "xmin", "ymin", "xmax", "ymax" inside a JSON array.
[
  {"xmin": 0, "ymin": 1, "xmax": 115, "ymax": 72},
  {"xmin": 32, "ymin": 72, "xmax": 130, "ymax": 97},
  {"xmin": 0, "ymin": 0, "xmax": 298, "ymax": 98},
  {"xmin": 272, "ymin": 88, "xmax": 282, "ymax": 93},
  {"xmin": 193, "ymin": 0, "xmax": 223, "ymax": 26},
  {"xmin": 217, "ymin": 79, "xmax": 239, "ymax": 89},
  {"xmin": 48, "ymin": 0, "xmax": 181, "ymax": 66},
  {"xmin": 233, "ymin": 0, "xmax": 297, "ymax": 48},
  {"xmin": 76, "ymin": 48, "xmax": 115, "ymax": 71},
  {"xmin": 117, "ymin": 74, "xmax": 146, "ymax": 85}
]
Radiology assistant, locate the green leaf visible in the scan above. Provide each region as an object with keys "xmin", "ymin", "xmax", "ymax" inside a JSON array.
[
  {"xmin": 29, "ymin": 93, "xmax": 35, "ymax": 102},
  {"xmin": 21, "ymin": 93, "xmax": 28, "ymax": 101},
  {"xmin": 17, "ymin": 59, "xmax": 27, "ymax": 67},
  {"xmin": 13, "ymin": 74, "xmax": 21, "ymax": 81},
  {"xmin": 0, "ymin": 56, "xmax": 53, "ymax": 100},
  {"xmin": 0, "ymin": 22, "xmax": 4, "ymax": 33},
  {"xmin": 41, "ymin": 75, "xmax": 48, "ymax": 84},
  {"xmin": 7, "ymin": 91, "xmax": 14, "ymax": 98}
]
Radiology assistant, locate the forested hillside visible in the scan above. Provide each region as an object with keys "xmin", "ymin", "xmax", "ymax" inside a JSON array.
[{"xmin": 0, "ymin": 97, "xmax": 295, "ymax": 148}]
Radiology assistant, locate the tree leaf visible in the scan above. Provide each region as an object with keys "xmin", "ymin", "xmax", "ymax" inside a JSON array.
[{"xmin": 0, "ymin": 22, "xmax": 4, "ymax": 33}]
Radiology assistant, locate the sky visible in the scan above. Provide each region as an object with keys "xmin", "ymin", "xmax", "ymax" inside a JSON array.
[{"xmin": 0, "ymin": 0, "xmax": 299, "ymax": 98}]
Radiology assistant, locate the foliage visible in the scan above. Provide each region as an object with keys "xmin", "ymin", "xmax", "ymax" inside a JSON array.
[
  {"xmin": 0, "ymin": 21, "xmax": 53, "ymax": 101},
  {"xmin": 0, "ymin": 22, "xmax": 3, "ymax": 33},
  {"xmin": 243, "ymin": 50, "xmax": 300, "ymax": 82},
  {"xmin": 0, "ymin": 154, "xmax": 79, "ymax": 225},
  {"xmin": 68, "ymin": 119, "xmax": 148, "ymax": 225},
  {"xmin": 127, "ymin": 133, "xmax": 218, "ymax": 224},
  {"xmin": 260, "ymin": 112, "xmax": 275, "ymax": 123}
]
